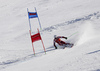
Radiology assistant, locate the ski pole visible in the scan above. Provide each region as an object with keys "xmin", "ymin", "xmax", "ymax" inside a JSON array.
[{"xmin": 68, "ymin": 31, "xmax": 78, "ymax": 38}]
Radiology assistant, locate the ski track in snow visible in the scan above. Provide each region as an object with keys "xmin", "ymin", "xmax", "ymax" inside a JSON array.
[
  {"xmin": 0, "ymin": 11, "xmax": 100, "ymax": 70},
  {"xmin": 41, "ymin": 11, "xmax": 100, "ymax": 32}
]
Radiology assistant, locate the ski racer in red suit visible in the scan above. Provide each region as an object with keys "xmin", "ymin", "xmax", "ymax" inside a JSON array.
[{"xmin": 53, "ymin": 35, "xmax": 71, "ymax": 49}]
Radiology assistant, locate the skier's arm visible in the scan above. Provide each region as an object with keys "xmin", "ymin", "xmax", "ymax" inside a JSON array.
[
  {"xmin": 54, "ymin": 40, "xmax": 57, "ymax": 49},
  {"xmin": 63, "ymin": 36, "xmax": 67, "ymax": 39},
  {"xmin": 58, "ymin": 36, "xmax": 67, "ymax": 39}
]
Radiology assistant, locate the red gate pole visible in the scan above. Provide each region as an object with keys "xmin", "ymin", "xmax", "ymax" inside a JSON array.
[
  {"xmin": 37, "ymin": 29, "xmax": 46, "ymax": 54},
  {"xmin": 41, "ymin": 38, "xmax": 46, "ymax": 54},
  {"xmin": 29, "ymin": 30, "xmax": 35, "ymax": 55}
]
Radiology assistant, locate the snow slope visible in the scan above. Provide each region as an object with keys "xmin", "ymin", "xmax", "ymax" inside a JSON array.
[{"xmin": 0, "ymin": 0, "xmax": 100, "ymax": 71}]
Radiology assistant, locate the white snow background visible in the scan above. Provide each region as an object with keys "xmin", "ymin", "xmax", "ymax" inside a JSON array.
[{"xmin": 0, "ymin": 0, "xmax": 100, "ymax": 71}]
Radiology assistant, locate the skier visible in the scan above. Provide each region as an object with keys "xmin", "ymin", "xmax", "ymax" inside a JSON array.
[{"xmin": 53, "ymin": 35, "xmax": 73, "ymax": 49}]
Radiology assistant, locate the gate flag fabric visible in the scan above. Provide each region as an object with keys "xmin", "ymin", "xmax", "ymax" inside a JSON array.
[
  {"xmin": 31, "ymin": 32, "xmax": 41, "ymax": 43},
  {"xmin": 28, "ymin": 12, "xmax": 38, "ymax": 19}
]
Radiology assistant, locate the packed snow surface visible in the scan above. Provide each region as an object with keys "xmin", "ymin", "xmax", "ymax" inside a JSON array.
[{"xmin": 0, "ymin": 0, "xmax": 100, "ymax": 71}]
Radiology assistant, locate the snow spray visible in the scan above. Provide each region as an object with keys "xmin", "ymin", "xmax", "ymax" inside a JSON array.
[{"xmin": 77, "ymin": 21, "xmax": 95, "ymax": 45}]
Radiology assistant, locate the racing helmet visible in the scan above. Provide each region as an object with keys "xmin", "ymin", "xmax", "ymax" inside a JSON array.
[{"xmin": 54, "ymin": 35, "xmax": 57, "ymax": 38}]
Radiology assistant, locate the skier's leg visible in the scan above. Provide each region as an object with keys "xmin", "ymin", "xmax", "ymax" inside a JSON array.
[
  {"xmin": 60, "ymin": 41, "xmax": 66, "ymax": 44},
  {"xmin": 65, "ymin": 43, "xmax": 74, "ymax": 47},
  {"xmin": 66, "ymin": 43, "xmax": 70, "ymax": 44},
  {"xmin": 60, "ymin": 41, "xmax": 66, "ymax": 49}
]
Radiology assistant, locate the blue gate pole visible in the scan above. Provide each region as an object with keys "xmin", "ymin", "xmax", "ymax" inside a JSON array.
[
  {"xmin": 34, "ymin": 7, "xmax": 42, "ymax": 30},
  {"xmin": 27, "ymin": 8, "xmax": 32, "ymax": 31}
]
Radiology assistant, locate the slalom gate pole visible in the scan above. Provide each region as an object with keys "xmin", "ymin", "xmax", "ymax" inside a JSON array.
[
  {"xmin": 68, "ymin": 31, "xmax": 78, "ymax": 38},
  {"xmin": 41, "ymin": 39, "xmax": 46, "ymax": 54},
  {"xmin": 27, "ymin": 8, "xmax": 32, "ymax": 31},
  {"xmin": 37, "ymin": 29, "xmax": 46, "ymax": 54},
  {"xmin": 35, "ymin": 7, "xmax": 42, "ymax": 30},
  {"xmin": 29, "ymin": 30, "xmax": 35, "ymax": 55}
]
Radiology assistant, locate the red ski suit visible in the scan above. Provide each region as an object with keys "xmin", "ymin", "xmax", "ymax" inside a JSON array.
[{"xmin": 54, "ymin": 36, "xmax": 68, "ymax": 49}]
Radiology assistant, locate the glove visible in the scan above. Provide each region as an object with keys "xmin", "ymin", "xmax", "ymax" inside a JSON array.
[{"xmin": 65, "ymin": 37, "xmax": 67, "ymax": 39}]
